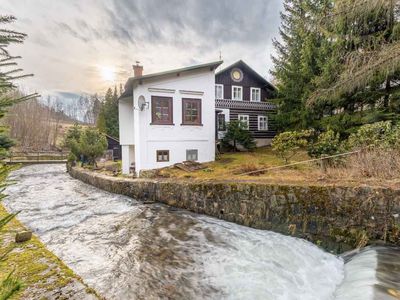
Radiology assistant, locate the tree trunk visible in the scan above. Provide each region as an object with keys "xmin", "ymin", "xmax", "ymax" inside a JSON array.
[{"xmin": 384, "ymin": 77, "xmax": 391, "ymax": 108}]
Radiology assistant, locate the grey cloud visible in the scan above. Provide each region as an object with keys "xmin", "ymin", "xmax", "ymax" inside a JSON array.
[
  {"xmin": 56, "ymin": 22, "xmax": 90, "ymax": 42},
  {"xmin": 2, "ymin": 0, "xmax": 282, "ymax": 96},
  {"xmin": 108, "ymin": 0, "xmax": 281, "ymax": 46}
]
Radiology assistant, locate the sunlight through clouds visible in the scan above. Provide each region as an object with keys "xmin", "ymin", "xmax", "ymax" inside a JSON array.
[{"xmin": 2, "ymin": 0, "xmax": 283, "ymax": 97}]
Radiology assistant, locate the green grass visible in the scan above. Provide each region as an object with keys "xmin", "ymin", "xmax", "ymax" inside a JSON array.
[
  {"xmin": 159, "ymin": 147, "xmax": 315, "ymax": 182},
  {"xmin": 0, "ymin": 205, "xmax": 99, "ymax": 299}
]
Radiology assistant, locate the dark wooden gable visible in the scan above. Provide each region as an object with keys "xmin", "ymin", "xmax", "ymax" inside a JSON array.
[{"xmin": 215, "ymin": 60, "xmax": 275, "ymax": 101}]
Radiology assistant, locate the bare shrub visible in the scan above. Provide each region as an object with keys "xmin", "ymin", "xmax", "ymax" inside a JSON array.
[
  {"xmin": 232, "ymin": 163, "xmax": 265, "ymax": 176},
  {"xmin": 329, "ymin": 149, "xmax": 400, "ymax": 180}
]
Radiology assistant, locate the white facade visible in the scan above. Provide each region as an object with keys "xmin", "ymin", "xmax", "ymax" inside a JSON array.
[{"xmin": 119, "ymin": 62, "xmax": 220, "ymax": 176}]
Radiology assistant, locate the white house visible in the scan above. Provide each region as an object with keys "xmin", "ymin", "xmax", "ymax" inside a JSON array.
[{"xmin": 119, "ymin": 61, "xmax": 223, "ymax": 176}]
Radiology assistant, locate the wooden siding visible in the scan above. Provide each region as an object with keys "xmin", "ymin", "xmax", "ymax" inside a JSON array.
[
  {"xmin": 229, "ymin": 108, "xmax": 276, "ymax": 139},
  {"xmin": 216, "ymin": 65, "xmax": 274, "ymax": 101}
]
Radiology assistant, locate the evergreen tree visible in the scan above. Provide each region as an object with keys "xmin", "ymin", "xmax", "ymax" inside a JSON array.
[
  {"xmin": 0, "ymin": 15, "xmax": 36, "ymax": 299},
  {"xmin": 96, "ymin": 86, "xmax": 119, "ymax": 138},
  {"xmin": 222, "ymin": 121, "xmax": 256, "ymax": 151},
  {"xmin": 310, "ymin": 0, "xmax": 400, "ymax": 117},
  {"xmin": 271, "ymin": 0, "xmax": 334, "ymax": 131}
]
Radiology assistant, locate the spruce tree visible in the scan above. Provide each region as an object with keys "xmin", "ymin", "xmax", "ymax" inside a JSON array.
[
  {"xmin": 96, "ymin": 86, "xmax": 119, "ymax": 138},
  {"xmin": 310, "ymin": 0, "xmax": 400, "ymax": 116},
  {"xmin": 271, "ymin": 0, "xmax": 333, "ymax": 131},
  {"xmin": 0, "ymin": 15, "xmax": 36, "ymax": 299}
]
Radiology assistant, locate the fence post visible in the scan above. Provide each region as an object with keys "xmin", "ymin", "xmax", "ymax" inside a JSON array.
[{"xmin": 320, "ymin": 155, "xmax": 328, "ymax": 173}]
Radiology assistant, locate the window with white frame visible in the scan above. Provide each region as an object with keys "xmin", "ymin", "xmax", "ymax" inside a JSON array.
[
  {"xmin": 215, "ymin": 84, "xmax": 224, "ymax": 99},
  {"xmin": 251, "ymin": 88, "xmax": 261, "ymax": 102},
  {"xmin": 217, "ymin": 114, "xmax": 226, "ymax": 131},
  {"xmin": 232, "ymin": 86, "xmax": 243, "ymax": 100},
  {"xmin": 238, "ymin": 114, "xmax": 249, "ymax": 130},
  {"xmin": 258, "ymin": 115, "xmax": 268, "ymax": 131}
]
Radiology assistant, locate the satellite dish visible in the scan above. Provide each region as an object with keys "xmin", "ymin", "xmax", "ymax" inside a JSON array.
[{"xmin": 138, "ymin": 96, "xmax": 147, "ymax": 111}]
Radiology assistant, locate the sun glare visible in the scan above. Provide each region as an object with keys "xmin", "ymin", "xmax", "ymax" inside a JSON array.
[{"xmin": 100, "ymin": 66, "xmax": 116, "ymax": 82}]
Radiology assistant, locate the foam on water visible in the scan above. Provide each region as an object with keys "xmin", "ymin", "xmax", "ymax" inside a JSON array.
[
  {"xmin": 334, "ymin": 246, "xmax": 400, "ymax": 300},
  {"xmin": 6, "ymin": 164, "xmax": 387, "ymax": 299}
]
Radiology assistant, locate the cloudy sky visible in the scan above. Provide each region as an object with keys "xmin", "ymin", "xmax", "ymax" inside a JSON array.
[{"xmin": 3, "ymin": 0, "xmax": 283, "ymax": 98}]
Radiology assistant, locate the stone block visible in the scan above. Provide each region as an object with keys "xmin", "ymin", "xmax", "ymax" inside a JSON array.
[{"xmin": 15, "ymin": 231, "xmax": 32, "ymax": 243}]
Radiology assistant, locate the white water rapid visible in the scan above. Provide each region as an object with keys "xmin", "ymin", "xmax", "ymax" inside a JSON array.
[{"xmin": 3, "ymin": 165, "xmax": 400, "ymax": 300}]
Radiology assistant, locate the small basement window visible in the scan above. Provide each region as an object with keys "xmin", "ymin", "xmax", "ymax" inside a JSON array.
[
  {"xmin": 186, "ymin": 149, "xmax": 198, "ymax": 161},
  {"xmin": 156, "ymin": 150, "xmax": 169, "ymax": 162}
]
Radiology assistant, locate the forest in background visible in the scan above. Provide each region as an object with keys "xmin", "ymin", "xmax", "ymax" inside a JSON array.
[{"xmin": 3, "ymin": 84, "xmax": 121, "ymax": 151}]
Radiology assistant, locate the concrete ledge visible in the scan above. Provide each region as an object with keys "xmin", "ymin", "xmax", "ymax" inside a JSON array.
[{"xmin": 68, "ymin": 166, "xmax": 400, "ymax": 253}]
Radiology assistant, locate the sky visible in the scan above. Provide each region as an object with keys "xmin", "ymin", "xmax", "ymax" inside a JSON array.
[{"xmin": 2, "ymin": 0, "xmax": 283, "ymax": 99}]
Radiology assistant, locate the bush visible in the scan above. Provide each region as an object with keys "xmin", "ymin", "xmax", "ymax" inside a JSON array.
[
  {"xmin": 63, "ymin": 126, "xmax": 107, "ymax": 166},
  {"xmin": 271, "ymin": 130, "xmax": 312, "ymax": 163},
  {"xmin": 222, "ymin": 121, "xmax": 256, "ymax": 151},
  {"xmin": 78, "ymin": 128, "xmax": 107, "ymax": 166},
  {"xmin": 345, "ymin": 149, "xmax": 400, "ymax": 179},
  {"xmin": 64, "ymin": 124, "xmax": 82, "ymax": 158},
  {"xmin": 347, "ymin": 121, "xmax": 399, "ymax": 150},
  {"xmin": 67, "ymin": 152, "xmax": 77, "ymax": 164},
  {"xmin": 308, "ymin": 130, "xmax": 341, "ymax": 158}
]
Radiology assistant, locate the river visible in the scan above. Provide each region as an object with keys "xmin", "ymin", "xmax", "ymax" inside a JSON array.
[{"xmin": 3, "ymin": 165, "xmax": 400, "ymax": 299}]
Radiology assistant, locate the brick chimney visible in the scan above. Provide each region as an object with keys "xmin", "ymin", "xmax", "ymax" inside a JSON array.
[{"xmin": 133, "ymin": 61, "xmax": 143, "ymax": 77}]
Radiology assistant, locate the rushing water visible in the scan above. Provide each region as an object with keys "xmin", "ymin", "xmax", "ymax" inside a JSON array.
[{"xmin": 3, "ymin": 165, "xmax": 400, "ymax": 300}]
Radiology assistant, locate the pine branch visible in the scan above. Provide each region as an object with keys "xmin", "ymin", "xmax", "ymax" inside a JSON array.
[{"xmin": 309, "ymin": 41, "xmax": 400, "ymax": 105}]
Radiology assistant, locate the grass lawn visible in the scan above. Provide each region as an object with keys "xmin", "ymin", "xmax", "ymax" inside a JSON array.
[
  {"xmin": 158, "ymin": 147, "xmax": 323, "ymax": 184},
  {"xmin": 92, "ymin": 147, "xmax": 400, "ymax": 188}
]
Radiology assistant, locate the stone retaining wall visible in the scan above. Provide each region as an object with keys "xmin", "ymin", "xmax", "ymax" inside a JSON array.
[{"xmin": 69, "ymin": 166, "xmax": 400, "ymax": 253}]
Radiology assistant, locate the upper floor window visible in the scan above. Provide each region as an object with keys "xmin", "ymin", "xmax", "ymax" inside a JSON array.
[
  {"xmin": 251, "ymin": 88, "xmax": 261, "ymax": 102},
  {"xmin": 258, "ymin": 115, "xmax": 268, "ymax": 131},
  {"xmin": 151, "ymin": 96, "xmax": 173, "ymax": 125},
  {"xmin": 232, "ymin": 86, "xmax": 243, "ymax": 101},
  {"xmin": 182, "ymin": 98, "xmax": 202, "ymax": 125},
  {"xmin": 215, "ymin": 84, "xmax": 224, "ymax": 99},
  {"xmin": 238, "ymin": 114, "xmax": 249, "ymax": 130}
]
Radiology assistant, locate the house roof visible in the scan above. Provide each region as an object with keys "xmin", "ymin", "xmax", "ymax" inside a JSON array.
[
  {"xmin": 216, "ymin": 60, "xmax": 276, "ymax": 91},
  {"xmin": 120, "ymin": 60, "xmax": 223, "ymax": 99},
  {"xmin": 105, "ymin": 134, "xmax": 119, "ymax": 143}
]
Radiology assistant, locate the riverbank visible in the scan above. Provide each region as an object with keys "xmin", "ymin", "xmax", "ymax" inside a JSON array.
[
  {"xmin": 69, "ymin": 165, "xmax": 400, "ymax": 253},
  {"xmin": 0, "ymin": 205, "xmax": 99, "ymax": 299},
  {"xmin": 4, "ymin": 164, "xmax": 348, "ymax": 299}
]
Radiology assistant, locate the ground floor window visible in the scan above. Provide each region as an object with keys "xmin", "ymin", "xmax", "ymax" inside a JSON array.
[
  {"xmin": 217, "ymin": 114, "xmax": 226, "ymax": 131},
  {"xmin": 156, "ymin": 150, "xmax": 169, "ymax": 162},
  {"xmin": 258, "ymin": 115, "xmax": 268, "ymax": 131},
  {"xmin": 238, "ymin": 114, "xmax": 249, "ymax": 130},
  {"xmin": 186, "ymin": 149, "xmax": 198, "ymax": 161}
]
